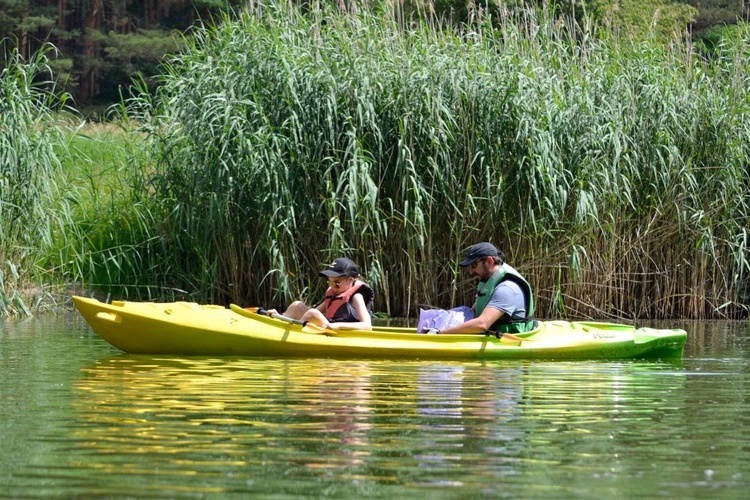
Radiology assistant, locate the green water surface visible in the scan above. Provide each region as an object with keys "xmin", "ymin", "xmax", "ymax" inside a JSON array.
[{"xmin": 1, "ymin": 314, "xmax": 748, "ymax": 498}]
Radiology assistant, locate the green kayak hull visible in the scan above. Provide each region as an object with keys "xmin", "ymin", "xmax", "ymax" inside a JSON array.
[{"xmin": 73, "ymin": 296, "xmax": 687, "ymax": 360}]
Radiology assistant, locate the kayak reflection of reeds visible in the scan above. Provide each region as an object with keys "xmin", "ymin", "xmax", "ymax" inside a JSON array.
[
  {"xmin": 66, "ymin": 355, "xmax": 694, "ymax": 495},
  {"xmin": 73, "ymin": 358, "xmax": 381, "ymax": 468},
  {"xmin": 72, "ymin": 357, "xmax": 685, "ymax": 473}
]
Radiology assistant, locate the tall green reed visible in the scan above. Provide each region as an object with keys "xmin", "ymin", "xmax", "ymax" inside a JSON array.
[
  {"xmin": 1, "ymin": 45, "xmax": 62, "ymax": 248},
  {"xmin": 1, "ymin": 44, "xmax": 158, "ymax": 314},
  {"xmin": 0, "ymin": 44, "xmax": 68, "ymax": 316},
  {"xmin": 123, "ymin": 2, "xmax": 749, "ymax": 319}
]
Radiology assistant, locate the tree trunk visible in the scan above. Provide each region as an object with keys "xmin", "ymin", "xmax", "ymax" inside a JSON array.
[{"xmin": 79, "ymin": 0, "xmax": 103, "ymax": 102}]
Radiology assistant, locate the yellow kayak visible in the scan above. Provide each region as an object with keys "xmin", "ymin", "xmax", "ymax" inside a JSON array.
[{"xmin": 73, "ymin": 296, "xmax": 687, "ymax": 360}]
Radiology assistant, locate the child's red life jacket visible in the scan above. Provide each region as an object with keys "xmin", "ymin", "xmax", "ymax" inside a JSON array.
[{"xmin": 324, "ymin": 280, "xmax": 375, "ymax": 322}]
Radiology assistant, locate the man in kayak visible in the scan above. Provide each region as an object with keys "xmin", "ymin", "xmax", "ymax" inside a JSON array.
[
  {"xmin": 424, "ymin": 242, "xmax": 536, "ymax": 335},
  {"xmin": 267, "ymin": 257, "xmax": 374, "ymax": 331}
]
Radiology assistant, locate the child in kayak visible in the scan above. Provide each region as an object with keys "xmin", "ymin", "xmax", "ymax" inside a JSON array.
[{"xmin": 267, "ymin": 257, "xmax": 374, "ymax": 330}]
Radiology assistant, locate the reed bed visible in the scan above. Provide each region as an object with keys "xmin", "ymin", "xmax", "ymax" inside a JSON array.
[
  {"xmin": 4, "ymin": 3, "xmax": 744, "ymax": 319},
  {"xmin": 48, "ymin": 115, "xmax": 177, "ymax": 303},
  {"xmin": 1, "ymin": 44, "xmax": 154, "ymax": 315},
  {"xmin": 117, "ymin": 2, "xmax": 749, "ymax": 319},
  {"xmin": 0, "ymin": 45, "xmax": 67, "ymax": 315}
]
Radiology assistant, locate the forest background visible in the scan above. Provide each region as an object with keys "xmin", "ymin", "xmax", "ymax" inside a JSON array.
[{"xmin": 2, "ymin": 1, "xmax": 750, "ymax": 320}]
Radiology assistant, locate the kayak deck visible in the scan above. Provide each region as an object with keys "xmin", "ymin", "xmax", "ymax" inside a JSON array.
[{"xmin": 73, "ymin": 296, "xmax": 687, "ymax": 360}]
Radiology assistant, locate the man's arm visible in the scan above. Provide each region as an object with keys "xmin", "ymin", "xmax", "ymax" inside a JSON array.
[{"xmin": 438, "ymin": 306, "xmax": 503, "ymax": 335}]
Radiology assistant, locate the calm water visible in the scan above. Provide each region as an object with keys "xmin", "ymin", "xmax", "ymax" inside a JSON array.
[{"xmin": 1, "ymin": 314, "xmax": 749, "ymax": 498}]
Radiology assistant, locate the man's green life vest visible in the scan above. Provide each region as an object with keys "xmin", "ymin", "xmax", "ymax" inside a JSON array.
[{"xmin": 475, "ymin": 264, "xmax": 536, "ymax": 333}]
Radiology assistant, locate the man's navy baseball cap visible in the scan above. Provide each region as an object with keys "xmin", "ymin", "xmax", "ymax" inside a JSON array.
[{"xmin": 459, "ymin": 242, "xmax": 499, "ymax": 267}]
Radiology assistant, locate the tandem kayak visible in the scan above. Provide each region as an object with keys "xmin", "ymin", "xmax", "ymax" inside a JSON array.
[{"xmin": 72, "ymin": 296, "xmax": 687, "ymax": 360}]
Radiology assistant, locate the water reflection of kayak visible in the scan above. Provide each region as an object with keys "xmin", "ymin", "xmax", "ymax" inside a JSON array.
[{"xmin": 73, "ymin": 296, "xmax": 687, "ymax": 360}]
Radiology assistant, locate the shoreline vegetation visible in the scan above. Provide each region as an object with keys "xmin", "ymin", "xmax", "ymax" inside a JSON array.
[{"xmin": 2, "ymin": 3, "xmax": 749, "ymax": 320}]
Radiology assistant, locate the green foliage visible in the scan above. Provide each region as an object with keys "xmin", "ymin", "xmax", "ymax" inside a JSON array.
[
  {"xmin": 121, "ymin": 2, "xmax": 749, "ymax": 319},
  {"xmin": 0, "ymin": 0, "xmax": 245, "ymax": 105},
  {"xmin": 49, "ymin": 119, "xmax": 174, "ymax": 301},
  {"xmin": 612, "ymin": 0, "xmax": 697, "ymax": 41},
  {"xmin": 0, "ymin": 1, "xmax": 56, "ymax": 36},
  {"xmin": 414, "ymin": 1, "xmax": 698, "ymax": 43},
  {"xmin": 0, "ymin": 41, "xmax": 162, "ymax": 316},
  {"xmin": 0, "ymin": 42, "xmax": 69, "ymax": 315},
  {"xmin": 686, "ymin": 0, "xmax": 748, "ymax": 35},
  {"xmin": 0, "ymin": 0, "xmax": 741, "ymax": 108},
  {"xmin": 3, "ymin": 3, "xmax": 749, "ymax": 320},
  {"xmin": 94, "ymin": 29, "xmax": 184, "ymax": 102},
  {"xmin": 0, "ymin": 43, "xmax": 65, "ymax": 247}
]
